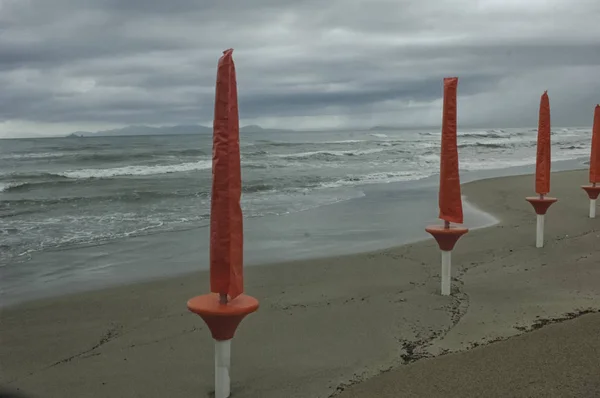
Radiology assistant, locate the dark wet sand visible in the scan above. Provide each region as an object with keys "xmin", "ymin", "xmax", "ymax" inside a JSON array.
[{"xmin": 2, "ymin": 169, "xmax": 600, "ymax": 398}]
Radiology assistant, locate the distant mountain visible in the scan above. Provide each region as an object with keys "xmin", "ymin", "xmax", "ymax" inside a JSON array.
[
  {"xmin": 67, "ymin": 124, "xmax": 212, "ymax": 137},
  {"xmin": 66, "ymin": 124, "xmax": 292, "ymax": 137},
  {"xmin": 240, "ymin": 124, "xmax": 264, "ymax": 133},
  {"xmin": 369, "ymin": 125, "xmax": 398, "ymax": 131},
  {"xmin": 239, "ymin": 125, "xmax": 290, "ymax": 133}
]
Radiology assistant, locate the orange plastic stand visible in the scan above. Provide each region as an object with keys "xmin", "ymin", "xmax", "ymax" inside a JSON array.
[
  {"xmin": 425, "ymin": 225, "xmax": 469, "ymax": 251},
  {"xmin": 525, "ymin": 196, "xmax": 557, "ymax": 215},
  {"xmin": 582, "ymin": 185, "xmax": 600, "ymax": 200},
  {"xmin": 187, "ymin": 293, "xmax": 259, "ymax": 341}
]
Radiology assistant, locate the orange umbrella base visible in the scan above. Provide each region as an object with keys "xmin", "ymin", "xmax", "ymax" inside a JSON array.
[
  {"xmin": 187, "ymin": 293, "xmax": 259, "ymax": 341},
  {"xmin": 582, "ymin": 185, "xmax": 600, "ymax": 200},
  {"xmin": 525, "ymin": 196, "xmax": 557, "ymax": 215},
  {"xmin": 425, "ymin": 225, "xmax": 469, "ymax": 251}
]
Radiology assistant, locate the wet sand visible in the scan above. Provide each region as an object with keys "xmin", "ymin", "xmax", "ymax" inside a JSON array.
[
  {"xmin": 338, "ymin": 311, "xmax": 600, "ymax": 398},
  {"xmin": 2, "ymin": 169, "xmax": 600, "ymax": 398}
]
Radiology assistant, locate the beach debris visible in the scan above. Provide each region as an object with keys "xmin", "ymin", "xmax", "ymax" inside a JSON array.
[
  {"xmin": 425, "ymin": 77, "xmax": 469, "ymax": 296},
  {"xmin": 526, "ymin": 91, "xmax": 557, "ymax": 248},
  {"xmin": 186, "ymin": 49, "xmax": 259, "ymax": 398}
]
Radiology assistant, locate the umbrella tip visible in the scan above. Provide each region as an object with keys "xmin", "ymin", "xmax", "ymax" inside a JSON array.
[{"xmin": 223, "ymin": 48, "xmax": 234, "ymax": 55}]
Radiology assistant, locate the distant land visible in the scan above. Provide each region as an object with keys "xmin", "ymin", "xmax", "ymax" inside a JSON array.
[
  {"xmin": 368, "ymin": 125, "xmax": 397, "ymax": 131},
  {"xmin": 66, "ymin": 124, "xmax": 293, "ymax": 137},
  {"xmin": 64, "ymin": 123, "xmax": 539, "ymax": 138}
]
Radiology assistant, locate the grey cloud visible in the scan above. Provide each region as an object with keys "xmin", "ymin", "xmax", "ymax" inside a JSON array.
[{"xmin": 1, "ymin": 0, "xmax": 600, "ymax": 136}]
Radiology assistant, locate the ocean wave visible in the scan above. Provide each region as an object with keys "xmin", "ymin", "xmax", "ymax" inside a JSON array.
[
  {"xmin": 0, "ymin": 171, "xmax": 67, "ymax": 182},
  {"xmin": 243, "ymin": 163, "xmax": 271, "ymax": 169},
  {"xmin": 0, "ymin": 180, "xmax": 71, "ymax": 193},
  {"xmin": 319, "ymin": 170, "xmax": 430, "ymax": 188},
  {"xmin": 561, "ymin": 145, "xmax": 587, "ymax": 150},
  {"xmin": 458, "ymin": 129, "xmax": 530, "ymax": 139},
  {"xmin": 243, "ymin": 183, "xmax": 275, "ymax": 193},
  {"xmin": 60, "ymin": 160, "xmax": 212, "ymax": 179},
  {"xmin": 460, "ymin": 132, "xmax": 504, "ymax": 139},
  {"xmin": 3, "ymin": 212, "xmax": 206, "ymax": 262},
  {"xmin": 369, "ymin": 133, "xmax": 388, "ymax": 138},
  {"xmin": 1, "ymin": 177, "xmax": 278, "ymax": 204},
  {"xmin": 254, "ymin": 139, "xmax": 367, "ymax": 147},
  {"xmin": 423, "ymin": 129, "xmax": 530, "ymax": 139},
  {"xmin": 253, "ymin": 140, "xmax": 306, "ymax": 147},
  {"xmin": 244, "ymin": 150, "xmax": 269, "ymax": 157},
  {"xmin": 458, "ymin": 142, "xmax": 508, "ymax": 149},
  {"xmin": 0, "ymin": 152, "xmax": 67, "ymax": 160},
  {"xmin": 73, "ymin": 149, "xmax": 206, "ymax": 162},
  {"xmin": 0, "ymin": 172, "xmax": 73, "ymax": 192},
  {"xmin": 0, "ymin": 182, "xmax": 19, "ymax": 193},
  {"xmin": 0, "ymin": 189, "xmax": 211, "ymax": 208},
  {"xmin": 1, "ymin": 148, "xmax": 209, "ymax": 163},
  {"xmin": 322, "ymin": 139, "xmax": 366, "ymax": 144},
  {"xmin": 460, "ymin": 158, "xmax": 536, "ymax": 171},
  {"xmin": 276, "ymin": 148, "xmax": 386, "ymax": 160}
]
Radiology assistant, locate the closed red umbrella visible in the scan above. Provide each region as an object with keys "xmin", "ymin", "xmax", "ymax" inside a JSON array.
[
  {"xmin": 526, "ymin": 91, "xmax": 557, "ymax": 247},
  {"xmin": 210, "ymin": 48, "xmax": 244, "ymax": 302},
  {"xmin": 588, "ymin": 105, "xmax": 600, "ymax": 184},
  {"xmin": 535, "ymin": 91, "xmax": 551, "ymax": 195},
  {"xmin": 187, "ymin": 49, "xmax": 258, "ymax": 398},
  {"xmin": 426, "ymin": 77, "xmax": 468, "ymax": 296},
  {"xmin": 581, "ymin": 105, "xmax": 600, "ymax": 217},
  {"xmin": 438, "ymin": 77, "xmax": 464, "ymax": 225}
]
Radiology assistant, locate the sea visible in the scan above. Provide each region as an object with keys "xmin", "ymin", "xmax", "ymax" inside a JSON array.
[{"xmin": 0, "ymin": 127, "xmax": 592, "ymax": 306}]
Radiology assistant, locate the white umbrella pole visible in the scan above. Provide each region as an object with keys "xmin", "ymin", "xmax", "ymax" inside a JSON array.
[
  {"xmin": 535, "ymin": 194, "xmax": 546, "ymax": 248},
  {"xmin": 590, "ymin": 183, "xmax": 597, "ymax": 218},
  {"xmin": 441, "ymin": 250, "xmax": 451, "ymax": 296},
  {"xmin": 536, "ymin": 214, "xmax": 544, "ymax": 248},
  {"xmin": 215, "ymin": 339, "xmax": 232, "ymax": 398}
]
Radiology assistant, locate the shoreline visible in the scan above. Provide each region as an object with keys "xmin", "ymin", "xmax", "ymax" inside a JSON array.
[
  {"xmin": 1, "ymin": 167, "xmax": 575, "ymax": 313},
  {"xmin": 0, "ymin": 196, "xmax": 496, "ymax": 309},
  {"xmin": 0, "ymin": 158, "xmax": 586, "ymax": 308},
  {"xmin": 0, "ymin": 192, "xmax": 498, "ymax": 310},
  {"xmin": 3, "ymin": 169, "xmax": 600, "ymax": 398}
]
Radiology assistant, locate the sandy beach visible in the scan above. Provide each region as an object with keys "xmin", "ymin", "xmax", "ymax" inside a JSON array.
[{"xmin": 2, "ymin": 169, "xmax": 600, "ymax": 398}]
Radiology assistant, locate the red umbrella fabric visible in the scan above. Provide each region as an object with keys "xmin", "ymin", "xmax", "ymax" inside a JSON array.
[
  {"xmin": 210, "ymin": 49, "xmax": 244, "ymax": 300},
  {"xmin": 438, "ymin": 77, "xmax": 463, "ymax": 224}
]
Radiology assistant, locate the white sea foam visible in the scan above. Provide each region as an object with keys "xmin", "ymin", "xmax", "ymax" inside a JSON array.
[
  {"xmin": 320, "ymin": 170, "xmax": 430, "ymax": 189},
  {"xmin": 0, "ymin": 152, "xmax": 66, "ymax": 160},
  {"xmin": 276, "ymin": 148, "xmax": 386, "ymax": 159},
  {"xmin": 369, "ymin": 133, "xmax": 388, "ymax": 138},
  {"xmin": 0, "ymin": 182, "xmax": 26, "ymax": 192},
  {"xmin": 60, "ymin": 160, "xmax": 212, "ymax": 179},
  {"xmin": 459, "ymin": 158, "xmax": 536, "ymax": 171},
  {"xmin": 321, "ymin": 139, "xmax": 366, "ymax": 144}
]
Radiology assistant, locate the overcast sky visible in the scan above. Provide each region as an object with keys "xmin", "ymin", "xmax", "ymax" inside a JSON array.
[{"xmin": 1, "ymin": 0, "xmax": 599, "ymax": 138}]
